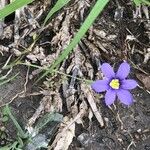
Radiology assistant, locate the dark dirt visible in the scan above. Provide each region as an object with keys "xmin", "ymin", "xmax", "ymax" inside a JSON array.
[
  {"xmin": 0, "ymin": 0, "xmax": 150, "ymax": 150},
  {"xmin": 0, "ymin": 66, "xmax": 41, "ymax": 145},
  {"xmin": 71, "ymin": 88, "xmax": 150, "ymax": 150}
]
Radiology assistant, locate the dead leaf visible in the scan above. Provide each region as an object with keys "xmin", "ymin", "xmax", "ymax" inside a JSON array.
[
  {"xmin": 54, "ymin": 123, "xmax": 75, "ymax": 150},
  {"xmin": 136, "ymin": 73, "xmax": 150, "ymax": 90},
  {"xmin": 49, "ymin": 117, "xmax": 75, "ymax": 150}
]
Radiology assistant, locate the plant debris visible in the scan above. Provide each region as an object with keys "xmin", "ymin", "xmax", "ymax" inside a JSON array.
[{"xmin": 0, "ymin": 0, "xmax": 150, "ymax": 149}]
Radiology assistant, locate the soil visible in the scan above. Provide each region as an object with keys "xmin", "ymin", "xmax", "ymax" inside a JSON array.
[{"xmin": 0, "ymin": 0, "xmax": 150, "ymax": 150}]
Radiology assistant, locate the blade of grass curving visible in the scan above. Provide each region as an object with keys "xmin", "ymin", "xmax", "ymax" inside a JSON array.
[
  {"xmin": 0, "ymin": 73, "xmax": 19, "ymax": 86},
  {"xmin": 43, "ymin": 0, "xmax": 71, "ymax": 26},
  {"xmin": 0, "ymin": 0, "xmax": 33, "ymax": 20},
  {"xmin": 37, "ymin": 0, "xmax": 109, "ymax": 82}
]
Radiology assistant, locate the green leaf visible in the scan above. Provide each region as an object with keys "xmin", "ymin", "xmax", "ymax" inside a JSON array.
[
  {"xmin": 0, "ymin": 0, "xmax": 33, "ymax": 20},
  {"xmin": 43, "ymin": 0, "xmax": 71, "ymax": 26},
  {"xmin": 133, "ymin": 0, "xmax": 142, "ymax": 5},
  {"xmin": 2, "ymin": 116, "xmax": 9, "ymax": 122},
  {"xmin": 35, "ymin": 112, "xmax": 63, "ymax": 132},
  {"xmin": 37, "ymin": 0, "xmax": 109, "ymax": 82},
  {"xmin": 141, "ymin": 0, "xmax": 150, "ymax": 5},
  {"xmin": 133, "ymin": 0, "xmax": 150, "ymax": 5},
  {"xmin": 0, "ymin": 146, "xmax": 11, "ymax": 150}
]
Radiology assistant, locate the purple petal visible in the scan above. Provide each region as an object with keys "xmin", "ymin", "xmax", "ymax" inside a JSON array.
[
  {"xmin": 91, "ymin": 80, "xmax": 109, "ymax": 93},
  {"xmin": 116, "ymin": 62, "xmax": 130, "ymax": 79},
  {"xmin": 101, "ymin": 63, "xmax": 115, "ymax": 78},
  {"xmin": 117, "ymin": 89, "xmax": 133, "ymax": 105},
  {"xmin": 121, "ymin": 79, "xmax": 138, "ymax": 90},
  {"xmin": 105, "ymin": 89, "xmax": 116, "ymax": 106}
]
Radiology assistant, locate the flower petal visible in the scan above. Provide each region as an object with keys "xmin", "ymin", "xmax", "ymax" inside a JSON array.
[
  {"xmin": 91, "ymin": 80, "xmax": 109, "ymax": 93},
  {"xmin": 105, "ymin": 89, "xmax": 116, "ymax": 106},
  {"xmin": 117, "ymin": 89, "xmax": 133, "ymax": 105},
  {"xmin": 121, "ymin": 79, "xmax": 138, "ymax": 90},
  {"xmin": 101, "ymin": 63, "xmax": 115, "ymax": 78},
  {"xmin": 116, "ymin": 62, "xmax": 130, "ymax": 79}
]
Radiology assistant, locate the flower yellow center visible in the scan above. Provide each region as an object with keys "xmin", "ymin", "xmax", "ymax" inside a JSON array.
[{"xmin": 110, "ymin": 79, "xmax": 120, "ymax": 89}]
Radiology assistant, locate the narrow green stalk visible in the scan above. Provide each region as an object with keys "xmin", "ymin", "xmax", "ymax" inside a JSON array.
[
  {"xmin": 0, "ymin": 0, "xmax": 33, "ymax": 20},
  {"xmin": 5, "ymin": 105, "xmax": 27, "ymax": 139},
  {"xmin": 18, "ymin": 62, "xmax": 93, "ymax": 84},
  {"xmin": 43, "ymin": 0, "xmax": 71, "ymax": 26}
]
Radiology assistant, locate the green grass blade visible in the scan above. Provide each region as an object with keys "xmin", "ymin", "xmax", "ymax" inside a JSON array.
[
  {"xmin": 0, "ymin": 73, "xmax": 19, "ymax": 86},
  {"xmin": 43, "ymin": 0, "xmax": 71, "ymax": 26},
  {"xmin": 37, "ymin": 0, "xmax": 109, "ymax": 82},
  {"xmin": 0, "ymin": 0, "xmax": 33, "ymax": 20},
  {"xmin": 4, "ymin": 105, "xmax": 27, "ymax": 139}
]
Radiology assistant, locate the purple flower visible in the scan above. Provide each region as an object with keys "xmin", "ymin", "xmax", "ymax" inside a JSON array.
[{"xmin": 91, "ymin": 62, "xmax": 138, "ymax": 106}]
